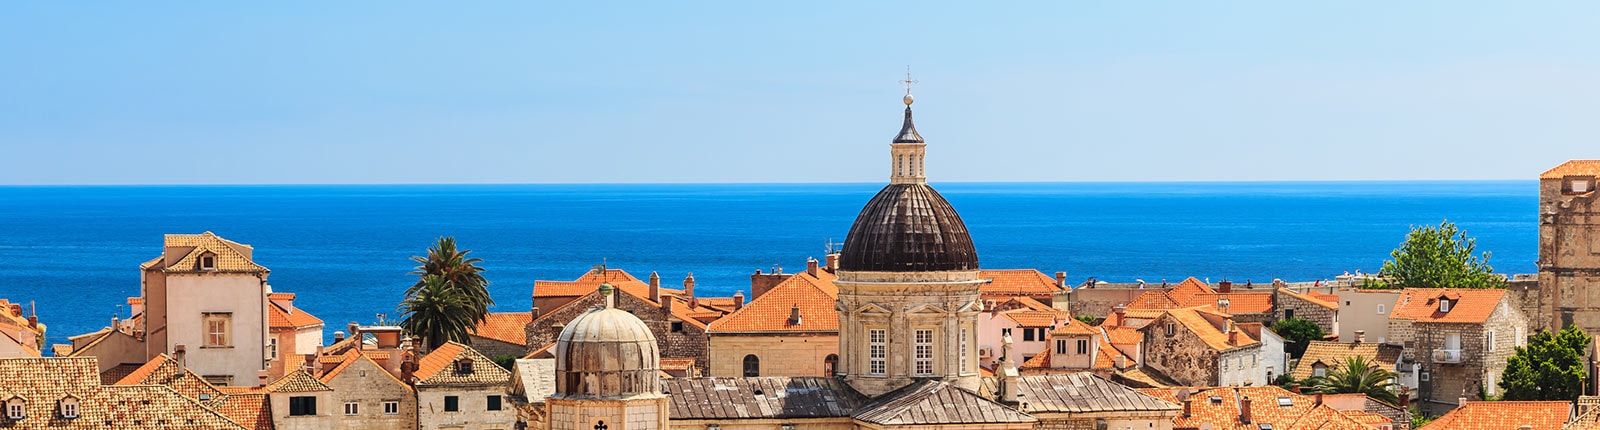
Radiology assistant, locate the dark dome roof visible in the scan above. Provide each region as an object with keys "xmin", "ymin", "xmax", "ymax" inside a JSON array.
[{"xmin": 839, "ymin": 183, "xmax": 979, "ymax": 272}]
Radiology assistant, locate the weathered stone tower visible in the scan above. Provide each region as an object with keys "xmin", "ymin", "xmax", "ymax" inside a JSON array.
[
  {"xmin": 547, "ymin": 284, "xmax": 669, "ymax": 430},
  {"xmin": 834, "ymin": 87, "xmax": 985, "ymax": 396},
  {"xmin": 1539, "ymin": 160, "xmax": 1600, "ymax": 335}
]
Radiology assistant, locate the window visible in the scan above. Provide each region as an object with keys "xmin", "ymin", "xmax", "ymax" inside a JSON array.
[
  {"xmin": 289, "ymin": 396, "xmax": 317, "ymax": 416},
  {"xmin": 1312, "ymin": 363, "xmax": 1327, "ymax": 377},
  {"xmin": 1439, "ymin": 299, "xmax": 1452, "ymax": 313},
  {"xmin": 344, "ymin": 402, "xmax": 358, "ymax": 416},
  {"xmin": 671, "ymin": 321, "xmax": 684, "ymax": 332},
  {"xmin": 1575, "ymin": 180, "xmax": 1591, "ymax": 193},
  {"xmin": 7, "ymin": 398, "xmax": 24, "ymax": 420},
  {"xmin": 1420, "ymin": 372, "xmax": 1430, "ymax": 382},
  {"xmin": 1022, "ymin": 328, "xmax": 1035, "ymax": 341},
  {"xmin": 1285, "ymin": 309, "xmax": 1295, "ymax": 319},
  {"xmin": 1487, "ymin": 330, "xmax": 1496, "ymax": 351},
  {"xmin": 444, "ymin": 396, "xmax": 459, "ymax": 412},
  {"xmin": 824, "ymin": 354, "xmax": 838, "ymax": 375},
  {"xmin": 914, "ymin": 329, "xmax": 934, "ymax": 376},
  {"xmin": 487, "ymin": 395, "xmax": 502, "ymax": 411},
  {"xmin": 1377, "ymin": 304, "xmax": 1386, "ymax": 314},
  {"xmin": 1277, "ymin": 397, "xmax": 1293, "ymax": 406},
  {"xmin": 1486, "ymin": 373, "xmax": 1496, "ymax": 396},
  {"xmin": 456, "ymin": 358, "xmax": 474, "ymax": 374},
  {"xmin": 203, "ymin": 313, "xmax": 232, "ymax": 347},
  {"xmin": 201, "ymin": 254, "xmax": 216, "ymax": 270},
  {"xmin": 869, "ymin": 329, "xmax": 886, "ymax": 375},
  {"xmin": 1165, "ymin": 323, "xmax": 1176, "ymax": 337},
  {"xmin": 743, "ymin": 355, "xmax": 760, "ymax": 377},
  {"xmin": 1076, "ymin": 339, "xmax": 1089, "ymax": 355},
  {"xmin": 959, "ymin": 328, "xmax": 968, "ymax": 372},
  {"xmin": 1056, "ymin": 339, "xmax": 1067, "ymax": 354},
  {"xmin": 383, "ymin": 401, "xmax": 399, "ymax": 415},
  {"xmin": 59, "ymin": 397, "xmax": 79, "ymax": 419},
  {"xmin": 268, "ymin": 338, "xmax": 278, "ymax": 360}
]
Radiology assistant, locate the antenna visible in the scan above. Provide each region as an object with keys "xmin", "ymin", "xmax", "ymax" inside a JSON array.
[{"xmin": 825, "ymin": 238, "xmax": 843, "ymax": 255}]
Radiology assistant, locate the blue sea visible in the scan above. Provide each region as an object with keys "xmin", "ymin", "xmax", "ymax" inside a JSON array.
[{"xmin": 0, "ymin": 181, "xmax": 1536, "ymax": 347}]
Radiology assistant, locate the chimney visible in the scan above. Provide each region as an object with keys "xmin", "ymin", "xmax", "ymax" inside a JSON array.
[
  {"xmin": 750, "ymin": 269, "xmax": 785, "ymax": 299},
  {"xmin": 174, "ymin": 345, "xmax": 187, "ymax": 370},
  {"xmin": 1183, "ymin": 399, "xmax": 1192, "ymax": 418},
  {"xmin": 531, "ymin": 306, "xmax": 541, "ymax": 319},
  {"xmin": 400, "ymin": 352, "xmax": 417, "ymax": 384},
  {"xmin": 683, "ymin": 273, "xmax": 696, "ymax": 297},
  {"xmin": 825, "ymin": 254, "xmax": 840, "ymax": 273},
  {"xmin": 733, "ymin": 291, "xmax": 745, "ymax": 311},
  {"xmin": 1240, "ymin": 396, "xmax": 1253, "ymax": 424},
  {"xmin": 257, "ymin": 370, "xmax": 269, "ymax": 387},
  {"xmin": 649, "ymin": 271, "xmax": 662, "ymax": 303},
  {"xmin": 1314, "ymin": 392, "xmax": 1324, "ymax": 406},
  {"xmin": 807, "ymin": 258, "xmax": 820, "ymax": 278},
  {"xmin": 1398, "ymin": 387, "xmax": 1410, "ymax": 409},
  {"xmin": 788, "ymin": 304, "xmax": 802, "ymax": 326},
  {"xmin": 27, "ymin": 315, "xmax": 37, "ymax": 329},
  {"xmin": 334, "ymin": 331, "xmax": 346, "ymax": 342},
  {"xmin": 663, "ymin": 295, "xmax": 674, "ymax": 314},
  {"xmin": 348, "ymin": 322, "xmax": 359, "ymax": 337},
  {"xmin": 1291, "ymin": 384, "xmax": 1301, "ymax": 394},
  {"xmin": 1115, "ymin": 355, "xmax": 1127, "ymax": 369},
  {"xmin": 1218, "ymin": 279, "xmax": 1233, "ymax": 293},
  {"xmin": 1355, "ymin": 330, "xmax": 1366, "ymax": 344},
  {"xmin": 1055, "ymin": 271, "xmax": 1067, "ymax": 288},
  {"xmin": 1111, "ymin": 305, "xmax": 1127, "ymax": 328},
  {"xmin": 1228, "ymin": 324, "xmax": 1239, "ymax": 345},
  {"xmin": 1458, "ymin": 397, "xmax": 1468, "ymax": 407},
  {"xmin": 999, "ymin": 334, "xmax": 1020, "ymax": 404}
]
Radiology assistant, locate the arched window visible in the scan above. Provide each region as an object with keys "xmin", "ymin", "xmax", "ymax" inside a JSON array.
[
  {"xmin": 823, "ymin": 354, "xmax": 838, "ymax": 375},
  {"xmin": 743, "ymin": 355, "xmax": 760, "ymax": 377}
]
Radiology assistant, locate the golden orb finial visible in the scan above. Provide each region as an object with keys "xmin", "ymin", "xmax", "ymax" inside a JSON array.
[{"xmin": 903, "ymin": 94, "xmax": 915, "ymax": 106}]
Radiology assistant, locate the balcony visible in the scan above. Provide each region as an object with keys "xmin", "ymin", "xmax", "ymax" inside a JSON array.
[{"xmin": 1432, "ymin": 349, "xmax": 1462, "ymax": 364}]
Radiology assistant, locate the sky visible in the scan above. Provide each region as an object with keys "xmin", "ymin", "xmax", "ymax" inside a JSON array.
[{"xmin": 1, "ymin": 2, "xmax": 1597, "ymax": 184}]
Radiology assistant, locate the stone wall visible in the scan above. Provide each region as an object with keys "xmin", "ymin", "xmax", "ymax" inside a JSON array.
[
  {"xmin": 1276, "ymin": 290, "xmax": 1337, "ymax": 334},
  {"xmin": 1068, "ymin": 287, "xmax": 1163, "ymax": 320},
  {"xmin": 324, "ymin": 357, "xmax": 417, "ymax": 430},
  {"xmin": 1141, "ymin": 314, "xmax": 1220, "ymax": 386},
  {"xmin": 467, "ymin": 335, "xmax": 524, "ymax": 361},
  {"xmin": 524, "ymin": 291, "xmax": 710, "ymax": 374},
  {"xmin": 707, "ymin": 333, "xmax": 839, "ymax": 377},
  {"xmin": 1409, "ymin": 295, "xmax": 1529, "ymax": 415},
  {"xmin": 1539, "ymin": 174, "xmax": 1600, "ymax": 336},
  {"xmin": 417, "ymin": 385, "xmax": 518, "ymax": 430}
]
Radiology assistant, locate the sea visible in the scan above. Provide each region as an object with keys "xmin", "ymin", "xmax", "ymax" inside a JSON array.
[{"xmin": 0, "ymin": 181, "xmax": 1537, "ymax": 347}]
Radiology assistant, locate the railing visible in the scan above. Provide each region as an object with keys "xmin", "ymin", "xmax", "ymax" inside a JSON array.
[{"xmin": 1432, "ymin": 349, "xmax": 1462, "ymax": 363}]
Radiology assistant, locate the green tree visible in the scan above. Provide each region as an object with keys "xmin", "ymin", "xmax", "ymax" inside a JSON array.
[
  {"xmin": 1272, "ymin": 318, "xmax": 1325, "ymax": 359},
  {"xmin": 399, "ymin": 274, "xmax": 477, "ymax": 350},
  {"xmin": 1501, "ymin": 325, "xmax": 1591, "ymax": 401},
  {"xmin": 1075, "ymin": 315, "xmax": 1097, "ymax": 325},
  {"xmin": 1307, "ymin": 356, "xmax": 1399, "ymax": 404},
  {"xmin": 407, "ymin": 237, "xmax": 493, "ymax": 324},
  {"xmin": 1366, "ymin": 220, "xmax": 1502, "ymax": 289}
]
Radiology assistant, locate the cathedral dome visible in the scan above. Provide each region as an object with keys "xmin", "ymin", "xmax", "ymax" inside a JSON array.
[
  {"xmin": 838, "ymin": 183, "xmax": 979, "ymax": 272},
  {"xmin": 553, "ymin": 287, "xmax": 660, "ymax": 397}
]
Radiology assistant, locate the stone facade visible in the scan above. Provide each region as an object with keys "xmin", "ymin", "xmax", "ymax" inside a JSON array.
[
  {"xmin": 1067, "ymin": 285, "xmax": 1164, "ymax": 320},
  {"xmin": 417, "ymin": 387, "xmax": 517, "ymax": 430},
  {"xmin": 708, "ymin": 333, "xmax": 839, "ymax": 377},
  {"xmin": 1540, "ymin": 163, "xmax": 1600, "ymax": 335},
  {"xmin": 322, "ymin": 355, "xmax": 417, "ymax": 430},
  {"xmin": 524, "ymin": 290, "xmax": 709, "ymax": 374},
  {"xmin": 469, "ymin": 336, "xmax": 525, "ymax": 361},
  {"xmin": 834, "ymin": 270, "xmax": 984, "ymax": 396},
  {"xmin": 1391, "ymin": 295, "xmax": 1529, "ymax": 414},
  {"xmin": 1275, "ymin": 288, "xmax": 1338, "ymax": 334}
]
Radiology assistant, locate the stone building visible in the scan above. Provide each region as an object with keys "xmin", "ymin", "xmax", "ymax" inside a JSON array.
[
  {"xmin": 976, "ymin": 296, "xmax": 1071, "ymax": 369},
  {"xmin": 0, "ymin": 299, "xmax": 43, "ymax": 358},
  {"xmin": 0, "ymin": 356, "xmax": 252, "ymax": 429},
  {"xmin": 1139, "ymin": 385, "xmax": 1403, "ymax": 430},
  {"xmin": 138, "ymin": 232, "xmax": 273, "ymax": 385},
  {"xmin": 316, "ymin": 348, "xmax": 418, "ymax": 430},
  {"xmin": 1539, "ymin": 160, "xmax": 1600, "ymax": 335},
  {"xmin": 470, "ymin": 311, "xmax": 534, "ymax": 359},
  {"xmin": 1387, "ymin": 288, "xmax": 1529, "ymax": 413},
  {"xmin": 523, "ymin": 274, "xmax": 714, "ymax": 375},
  {"xmin": 266, "ymin": 370, "xmax": 337, "ymax": 430},
  {"xmin": 1139, "ymin": 307, "xmax": 1278, "ymax": 387},
  {"xmin": 1293, "ymin": 339, "xmax": 1408, "ymax": 395},
  {"xmin": 413, "ymin": 341, "xmax": 516, "ymax": 430},
  {"xmin": 705, "ymin": 267, "xmax": 840, "ymax": 377},
  {"xmin": 1418, "ymin": 400, "xmax": 1575, "ymax": 430},
  {"xmin": 546, "ymin": 285, "xmax": 671, "ymax": 430},
  {"xmin": 1275, "ymin": 287, "xmax": 1339, "ymax": 334}
]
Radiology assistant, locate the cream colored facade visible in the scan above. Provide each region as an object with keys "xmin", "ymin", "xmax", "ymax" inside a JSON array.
[
  {"xmin": 835, "ymin": 269, "xmax": 984, "ymax": 396},
  {"xmin": 1336, "ymin": 288, "xmax": 1399, "ymax": 344},
  {"xmin": 418, "ymin": 386, "xmax": 518, "ymax": 430},
  {"xmin": 160, "ymin": 272, "xmax": 269, "ymax": 385},
  {"xmin": 708, "ymin": 334, "xmax": 839, "ymax": 377},
  {"xmin": 271, "ymin": 389, "xmax": 336, "ymax": 430}
]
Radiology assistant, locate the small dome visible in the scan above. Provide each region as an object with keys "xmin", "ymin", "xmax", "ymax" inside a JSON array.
[
  {"xmin": 839, "ymin": 183, "xmax": 979, "ymax": 272},
  {"xmin": 554, "ymin": 306, "xmax": 660, "ymax": 397}
]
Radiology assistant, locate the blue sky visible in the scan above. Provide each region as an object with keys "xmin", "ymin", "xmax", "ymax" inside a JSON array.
[{"xmin": 2, "ymin": 2, "xmax": 1596, "ymax": 184}]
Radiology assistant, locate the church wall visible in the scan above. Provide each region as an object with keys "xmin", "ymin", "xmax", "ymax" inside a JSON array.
[
  {"xmin": 707, "ymin": 333, "xmax": 838, "ymax": 377},
  {"xmin": 549, "ymin": 396, "xmax": 669, "ymax": 430},
  {"xmin": 1540, "ymin": 175, "xmax": 1600, "ymax": 336},
  {"xmin": 835, "ymin": 270, "xmax": 984, "ymax": 396}
]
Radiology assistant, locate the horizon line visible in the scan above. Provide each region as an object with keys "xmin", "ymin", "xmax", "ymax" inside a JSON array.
[{"xmin": 0, "ymin": 178, "xmax": 1538, "ymax": 187}]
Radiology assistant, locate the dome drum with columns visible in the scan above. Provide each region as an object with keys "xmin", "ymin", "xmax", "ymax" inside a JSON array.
[{"xmin": 548, "ymin": 284, "xmax": 670, "ymax": 430}]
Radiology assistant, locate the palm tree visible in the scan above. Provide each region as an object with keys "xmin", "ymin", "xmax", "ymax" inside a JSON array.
[
  {"xmin": 399, "ymin": 274, "xmax": 477, "ymax": 350},
  {"xmin": 407, "ymin": 237, "xmax": 493, "ymax": 324},
  {"xmin": 1308, "ymin": 355, "xmax": 1399, "ymax": 404}
]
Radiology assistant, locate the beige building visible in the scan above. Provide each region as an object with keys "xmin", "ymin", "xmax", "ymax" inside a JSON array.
[
  {"xmin": 1336, "ymin": 288, "xmax": 1402, "ymax": 343},
  {"xmin": 1388, "ymin": 288, "xmax": 1530, "ymax": 413},
  {"xmin": 1540, "ymin": 160, "xmax": 1600, "ymax": 335},
  {"xmin": 0, "ymin": 299, "xmax": 43, "ymax": 358},
  {"xmin": 139, "ymin": 232, "xmax": 272, "ymax": 386},
  {"xmin": 0, "ymin": 356, "xmax": 252, "ymax": 429},
  {"xmin": 317, "ymin": 348, "xmax": 418, "ymax": 430},
  {"xmin": 414, "ymin": 341, "xmax": 516, "ymax": 430},
  {"xmin": 706, "ymin": 267, "xmax": 840, "ymax": 377},
  {"xmin": 267, "ymin": 369, "xmax": 338, "ymax": 429}
]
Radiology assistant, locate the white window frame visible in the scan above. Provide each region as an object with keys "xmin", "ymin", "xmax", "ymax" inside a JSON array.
[
  {"xmin": 1487, "ymin": 330, "xmax": 1496, "ymax": 351},
  {"xmin": 913, "ymin": 329, "xmax": 934, "ymax": 376},
  {"xmin": 59, "ymin": 399, "xmax": 78, "ymax": 419},
  {"xmin": 1377, "ymin": 304, "xmax": 1385, "ymax": 314},
  {"xmin": 6, "ymin": 400, "xmax": 24, "ymax": 420},
  {"xmin": 383, "ymin": 401, "xmax": 399, "ymax": 415},
  {"xmin": 344, "ymin": 402, "xmax": 358, "ymax": 416},
  {"xmin": 203, "ymin": 312, "xmax": 232, "ymax": 348},
  {"xmin": 869, "ymin": 329, "xmax": 887, "ymax": 376},
  {"xmin": 1076, "ymin": 339, "xmax": 1089, "ymax": 355},
  {"xmin": 268, "ymin": 338, "xmax": 278, "ymax": 360}
]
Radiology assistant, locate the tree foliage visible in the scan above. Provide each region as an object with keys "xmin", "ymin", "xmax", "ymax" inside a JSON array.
[
  {"xmin": 1367, "ymin": 220, "xmax": 1502, "ymax": 289},
  {"xmin": 407, "ymin": 237, "xmax": 494, "ymax": 323},
  {"xmin": 399, "ymin": 274, "xmax": 477, "ymax": 351},
  {"xmin": 1307, "ymin": 356, "xmax": 1399, "ymax": 404},
  {"xmin": 1500, "ymin": 325, "xmax": 1591, "ymax": 401},
  {"xmin": 1272, "ymin": 317, "xmax": 1325, "ymax": 359}
]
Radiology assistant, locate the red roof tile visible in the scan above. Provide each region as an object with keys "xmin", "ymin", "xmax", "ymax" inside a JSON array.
[
  {"xmin": 268, "ymin": 300, "xmax": 324, "ymax": 329},
  {"xmin": 1391, "ymin": 288, "xmax": 1506, "ymax": 323},
  {"xmin": 1006, "ymin": 310, "xmax": 1063, "ymax": 328},
  {"xmin": 1420, "ymin": 400, "xmax": 1572, "ymax": 430},
  {"xmin": 534, "ymin": 269, "xmax": 682, "ymax": 302},
  {"xmin": 1543, "ymin": 160, "xmax": 1600, "ymax": 179},
  {"xmin": 471, "ymin": 311, "xmax": 532, "ymax": 346},
  {"xmin": 707, "ymin": 272, "xmax": 838, "ymax": 333},
  {"xmin": 980, "ymin": 269, "xmax": 1063, "ymax": 296}
]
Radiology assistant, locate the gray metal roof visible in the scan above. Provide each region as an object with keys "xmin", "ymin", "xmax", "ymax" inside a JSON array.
[
  {"xmin": 852, "ymin": 380, "xmax": 1036, "ymax": 425},
  {"xmin": 663, "ymin": 377, "xmax": 869, "ymax": 419}
]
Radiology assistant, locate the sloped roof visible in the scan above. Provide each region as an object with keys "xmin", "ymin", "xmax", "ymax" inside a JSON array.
[
  {"xmin": 1543, "ymin": 160, "xmax": 1600, "ymax": 179},
  {"xmin": 1166, "ymin": 277, "xmax": 1217, "ymax": 304},
  {"xmin": 1279, "ymin": 288, "xmax": 1339, "ymax": 310},
  {"xmin": 99, "ymin": 363, "xmax": 144, "ymax": 385},
  {"xmin": 1140, "ymin": 385, "xmax": 1378, "ymax": 430},
  {"xmin": 665, "ymin": 296, "xmax": 712, "ymax": 330},
  {"xmin": 1127, "ymin": 290, "xmax": 1180, "ymax": 310},
  {"xmin": 1184, "ymin": 292, "xmax": 1274, "ymax": 314},
  {"xmin": 210, "ymin": 392, "xmax": 272, "ymax": 430},
  {"xmin": 1020, "ymin": 336, "xmax": 1127, "ymax": 371},
  {"xmin": 414, "ymin": 341, "xmax": 512, "ymax": 386},
  {"xmin": 268, "ymin": 300, "xmax": 324, "ymax": 329},
  {"xmin": 663, "ymin": 377, "xmax": 869, "ymax": 419},
  {"xmin": 1391, "ymin": 288, "xmax": 1507, "ymax": 324},
  {"xmin": 265, "ymin": 369, "xmax": 332, "ymax": 393},
  {"xmin": 1292, "ymin": 341, "xmax": 1404, "ymax": 380},
  {"xmin": 708, "ymin": 272, "xmax": 838, "ymax": 333},
  {"xmin": 157, "ymin": 232, "xmax": 268, "ymax": 274},
  {"xmin": 1007, "ymin": 310, "xmax": 1063, "ymax": 329},
  {"xmin": 102, "ymin": 384, "xmax": 251, "ymax": 429},
  {"xmin": 1050, "ymin": 318, "xmax": 1097, "ymax": 336},
  {"xmin": 659, "ymin": 358, "xmax": 697, "ymax": 372},
  {"xmin": 853, "ymin": 380, "xmax": 1035, "ymax": 425},
  {"xmin": 1010, "ymin": 373, "xmax": 1179, "ymax": 414},
  {"xmin": 1148, "ymin": 308, "xmax": 1257, "ymax": 352},
  {"xmin": 535, "ymin": 269, "xmax": 682, "ymax": 301},
  {"xmin": 112, "ymin": 354, "xmax": 225, "ymax": 402},
  {"xmin": 471, "ymin": 311, "xmax": 532, "ymax": 346},
  {"xmin": 1419, "ymin": 400, "xmax": 1573, "ymax": 430},
  {"xmin": 980, "ymin": 269, "xmax": 1063, "ymax": 296},
  {"xmin": 319, "ymin": 349, "xmax": 412, "ymax": 393}
]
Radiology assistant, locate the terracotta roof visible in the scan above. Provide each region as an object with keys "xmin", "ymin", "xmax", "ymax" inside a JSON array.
[
  {"xmin": 102, "ymin": 384, "xmax": 251, "ymax": 429},
  {"xmin": 1419, "ymin": 400, "xmax": 1573, "ymax": 430},
  {"xmin": 210, "ymin": 392, "xmax": 272, "ymax": 430},
  {"xmin": 1020, "ymin": 336, "xmax": 1127, "ymax": 371},
  {"xmin": 1103, "ymin": 325, "xmax": 1144, "ymax": 346},
  {"xmin": 414, "ymin": 341, "xmax": 513, "ymax": 386},
  {"xmin": 1167, "ymin": 277, "xmax": 1218, "ymax": 303},
  {"xmin": 1391, "ymin": 288, "xmax": 1507, "ymax": 324},
  {"xmin": 659, "ymin": 358, "xmax": 696, "ymax": 371},
  {"xmin": 665, "ymin": 296, "xmax": 711, "ymax": 330},
  {"xmin": 1051, "ymin": 318, "xmax": 1097, "ymax": 336},
  {"xmin": 1007, "ymin": 310, "xmax": 1064, "ymax": 328},
  {"xmin": 663, "ymin": 376, "xmax": 869, "ymax": 419},
  {"xmin": 471, "ymin": 311, "xmax": 532, "ymax": 346},
  {"xmin": 1140, "ymin": 385, "xmax": 1378, "ymax": 430},
  {"xmin": 1127, "ymin": 290, "xmax": 1180, "ymax": 310},
  {"xmin": 267, "ymin": 292, "xmax": 295, "ymax": 300},
  {"xmin": 1183, "ymin": 292, "xmax": 1275, "ymax": 314},
  {"xmin": 707, "ymin": 272, "xmax": 838, "ymax": 333},
  {"xmin": 1279, "ymin": 287, "xmax": 1339, "ymax": 310},
  {"xmin": 980, "ymin": 269, "xmax": 1063, "ymax": 296},
  {"xmin": 1150, "ymin": 308, "xmax": 1258, "ymax": 352},
  {"xmin": 1310, "ymin": 291, "xmax": 1340, "ymax": 303},
  {"xmin": 1292, "ymin": 341, "xmax": 1404, "ymax": 380},
  {"xmin": 99, "ymin": 363, "xmax": 144, "ymax": 385},
  {"xmin": 1008, "ymin": 373, "xmax": 1179, "ymax": 414},
  {"xmin": 319, "ymin": 348, "xmax": 412, "ymax": 393},
  {"xmin": 268, "ymin": 300, "xmax": 324, "ymax": 329},
  {"xmin": 996, "ymin": 296, "xmax": 1062, "ymax": 313},
  {"xmin": 853, "ymin": 379, "xmax": 1035, "ymax": 425},
  {"xmin": 535, "ymin": 269, "xmax": 682, "ymax": 301},
  {"xmin": 113, "ymin": 354, "xmax": 226, "ymax": 403},
  {"xmin": 1542, "ymin": 160, "xmax": 1600, "ymax": 179},
  {"xmin": 157, "ymin": 232, "xmax": 268, "ymax": 274},
  {"xmin": 265, "ymin": 369, "xmax": 332, "ymax": 393},
  {"xmin": 0, "ymin": 357, "xmax": 248, "ymax": 429}
]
